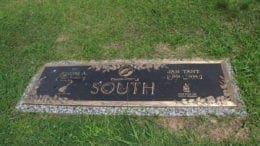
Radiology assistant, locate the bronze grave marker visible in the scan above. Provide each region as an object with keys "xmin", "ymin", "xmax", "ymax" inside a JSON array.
[{"xmin": 16, "ymin": 60, "xmax": 246, "ymax": 116}]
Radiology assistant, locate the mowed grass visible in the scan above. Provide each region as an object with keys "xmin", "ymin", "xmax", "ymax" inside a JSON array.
[{"xmin": 0, "ymin": 0, "xmax": 259, "ymax": 145}]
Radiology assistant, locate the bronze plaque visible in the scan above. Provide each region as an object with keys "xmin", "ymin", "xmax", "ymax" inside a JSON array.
[{"xmin": 16, "ymin": 60, "xmax": 245, "ymax": 116}]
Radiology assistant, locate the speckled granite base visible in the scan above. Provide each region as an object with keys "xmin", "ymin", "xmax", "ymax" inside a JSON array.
[
  {"xmin": 16, "ymin": 59, "xmax": 247, "ymax": 116},
  {"xmin": 16, "ymin": 104, "xmax": 246, "ymax": 116}
]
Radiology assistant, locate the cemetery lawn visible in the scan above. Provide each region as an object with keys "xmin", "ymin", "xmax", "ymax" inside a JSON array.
[{"xmin": 0, "ymin": 0, "xmax": 259, "ymax": 145}]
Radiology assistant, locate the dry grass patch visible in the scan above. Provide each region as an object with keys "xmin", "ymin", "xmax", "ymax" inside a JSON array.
[
  {"xmin": 197, "ymin": 116, "xmax": 249, "ymax": 142},
  {"xmin": 159, "ymin": 116, "xmax": 249, "ymax": 142},
  {"xmin": 159, "ymin": 117, "xmax": 187, "ymax": 133},
  {"xmin": 205, "ymin": 116, "xmax": 249, "ymax": 141},
  {"xmin": 56, "ymin": 34, "xmax": 69, "ymax": 43},
  {"xmin": 174, "ymin": 44, "xmax": 193, "ymax": 57},
  {"xmin": 153, "ymin": 42, "xmax": 193, "ymax": 58},
  {"xmin": 153, "ymin": 42, "xmax": 172, "ymax": 58}
]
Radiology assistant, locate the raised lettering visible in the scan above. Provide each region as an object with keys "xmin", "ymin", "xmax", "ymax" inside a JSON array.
[
  {"xmin": 101, "ymin": 82, "xmax": 115, "ymax": 94},
  {"xmin": 142, "ymin": 82, "xmax": 155, "ymax": 95},
  {"xmin": 117, "ymin": 82, "xmax": 129, "ymax": 95},
  {"xmin": 131, "ymin": 82, "xmax": 141, "ymax": 95},
  {"xmin": 90, "ymin": 82, "xmax": 99, "ymax": 94}
]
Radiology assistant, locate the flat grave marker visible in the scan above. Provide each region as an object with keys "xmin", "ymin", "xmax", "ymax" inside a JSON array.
[{"xmin": 16, "ymin": 60, "xmax": 246, "ymax": 116}]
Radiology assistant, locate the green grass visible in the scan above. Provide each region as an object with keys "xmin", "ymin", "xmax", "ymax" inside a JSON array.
[{"xmin": 0, "ymin": 0, "xmax": 259, "ymax": 145}]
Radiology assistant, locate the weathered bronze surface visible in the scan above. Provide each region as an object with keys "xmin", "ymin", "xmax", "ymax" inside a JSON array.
[{"xmin": 21, "ymin": 60, "xmax": 241, "ymax": 107}]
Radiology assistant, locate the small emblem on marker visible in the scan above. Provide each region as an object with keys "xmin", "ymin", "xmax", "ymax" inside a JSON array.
[
  {"xmin": 183, "ymin": 83, "xmax": 191, "ymax": 93},
  {"xmin": 118, "ymin": 65, "xmax": 134, "ymax": 77}
]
